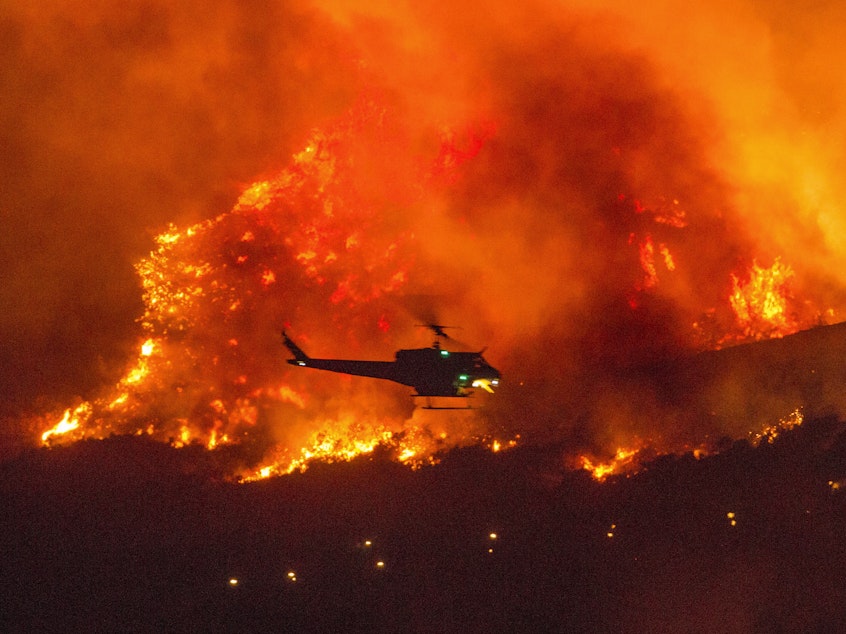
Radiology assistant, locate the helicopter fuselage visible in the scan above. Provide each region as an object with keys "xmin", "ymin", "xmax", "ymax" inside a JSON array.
[{"xmin": 283, "ymin": 332, "xmax": 500, "ymax": 397}]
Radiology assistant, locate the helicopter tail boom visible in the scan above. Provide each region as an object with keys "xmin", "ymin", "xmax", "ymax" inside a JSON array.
[
  {"xmin": 282, "ymin": 331, "xmax": 310, "ymax": 364},
  {"xmin": 282, "ymin": 331, "xmax": 401, "ymax": 382}
]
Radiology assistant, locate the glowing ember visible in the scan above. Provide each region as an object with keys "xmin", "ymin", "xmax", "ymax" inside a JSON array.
[
  {"xmin": 749, "ymin": 408, "xmax": 804, "ymax": 446},
  {"xmin": 40, "ymin": 403, "xmax": 90, "ymax": 444},
  {"xmin": 240, "ymin": 424, "xmax": 446, "ymax": 481},
  {"xmin": 485, "ymin": 435, "xmax": 518, "ymax": 453},
  {"xmin": 621, "ymin": 195, "xmax": 687, "ymax": 295},
  {"xmin": 728, "ymin": 258, "xmax": 798, "ymax": 342},
  {"xmin": 580, "ymin": 447, "xmax": 640, "ymax": 481}
]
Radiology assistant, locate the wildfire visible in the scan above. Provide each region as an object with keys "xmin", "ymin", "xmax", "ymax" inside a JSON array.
[
  {"xmin": 31, "ymin": 98, "xmax": 505, "ymax": 479},
  {"xmin": 40, "ymin": 403, "xmax": 91, "ymax": 444},
  {"xmin": 486, "ymin": 435, "xmax": 519, "ymax": 453},
  {"xmin": 575, "ymin": 409, "xmax": 807, "ymax": 484},
  {"xmin": 28, "ymin": 86, "xmax": 828, "ymax": 487},
  {"xmin": 621, "ymin": 196, "xmax": 687, "ymax": 295},
  {"xmin": 240, "ymin": 425, "xmax": 441, "ymax": 481},
  {"xmin": 580, "ymin": 446, "xmax": 641, "ymax": 482},
  {"xmin": 728, "ymin": 258, "xmax": 798, "ymax": 342},
  {"xmin": 749, "ymin": 408, "xmax": 804, "ymax": 446},
  {"xmin": 618, "ymin": 194, "xmax": 825, "ymax": 350}
]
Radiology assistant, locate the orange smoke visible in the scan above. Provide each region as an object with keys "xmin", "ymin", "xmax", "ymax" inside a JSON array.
[
  {"xmin": 5, "ymin": 0, "xmax": 846, "ymax": 468},
  {"xmin": 31, "ymin": 96, "xmax": 506, "ymax": 473}
]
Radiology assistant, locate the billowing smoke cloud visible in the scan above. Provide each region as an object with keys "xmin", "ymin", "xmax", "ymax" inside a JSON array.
[
  {"xmin": 4, "ymin": 0, "xmax": 846, "ymax": 460},
  {"xmin": 0, "ymin": 1, "xmax": 357, "ymax": 414}
]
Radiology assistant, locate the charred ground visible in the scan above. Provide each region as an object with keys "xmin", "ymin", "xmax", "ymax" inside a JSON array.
[{"xmin": 3, "ymin": 417, "xmax": 846, "ymax": 632}]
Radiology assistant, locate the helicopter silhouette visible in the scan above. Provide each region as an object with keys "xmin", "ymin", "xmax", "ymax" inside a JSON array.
[{"xmin": 282, "ymin": 325, "xmax": 501, "ymax": 407}]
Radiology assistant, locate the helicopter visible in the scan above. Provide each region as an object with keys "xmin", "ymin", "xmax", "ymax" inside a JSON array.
[{"xmin": 282, "ymin": 325, "xmax": 501, "ymax": 407}]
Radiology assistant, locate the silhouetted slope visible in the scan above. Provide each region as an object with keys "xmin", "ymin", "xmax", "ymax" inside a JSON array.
[{"xmin": 3, "ymin": 420, "xmax": 846, "ymax": 632}]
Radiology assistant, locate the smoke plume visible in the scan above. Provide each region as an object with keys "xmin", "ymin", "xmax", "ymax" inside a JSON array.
[{"xmin": 3, "ymin": 0, "xmax": 846, "ymax": 461}]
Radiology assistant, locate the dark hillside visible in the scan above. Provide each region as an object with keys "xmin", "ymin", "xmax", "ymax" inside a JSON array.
[{"xmin": 3, "ymin": 418, "xmax": 846, "ymax": 632}]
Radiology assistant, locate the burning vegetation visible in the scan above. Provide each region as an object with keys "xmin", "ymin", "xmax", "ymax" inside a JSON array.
[
  {"xmin": 5, "ymin": 0, "xmax": 846, "ymax": 484},
  {"xmin": 26, "ymin": 90, "xmax": 840, "ymax": 479},
  {"xmin": 28, "ymin": 85, "xmax": 831, "ymax": 482},
  {"xmin": 6, "ymin": 1, "xmax": 846, "ymax": 630},
  {"xmin": 32, "ymin": 101, "xmax": 516, "ymax": 477}
]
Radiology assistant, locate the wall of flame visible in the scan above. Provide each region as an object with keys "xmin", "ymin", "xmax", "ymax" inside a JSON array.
[{"xmin": 3, "ymin": 0, "xmax": 846, "ymax": 465}]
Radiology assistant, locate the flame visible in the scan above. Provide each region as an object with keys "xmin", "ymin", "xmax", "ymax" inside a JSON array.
[
  {"xmin": 40, "ymin": 403, "xmax": 91, "ymax": 444},
  {"xmin": 749, "ymin": 408, "xmax": 804, "ymax": 446},
  {"xmin": 728, "ymin": 258, "xmax": 798, "ymax": 342},
  {"xmin": 579, "ymin": 446, "xmax": 640, "ymax": 482},
  {"xmin": 576, "ymin": 408, "xmax": 806, "ymax": 484},
  {"xmin": 635, "ymin": 235, "xmax": 677, "ymax": 290},
  {"xmin": 29, "ymin": 79, "xmax": 825, "ymax": 483},
  {"xmin": 240, "ymin": 424, "xmax": 440, "ymax": 481},
  {"xmin": 33, "ymin": 98, "xmax": 500, "ymax": 476},
  {"xmin": 621, "ymin": 195, "xmax": 687, "ymax": 297},
  {"xmin": 486, "ymin": 435, "xmax": 519, "ymax": 453}
]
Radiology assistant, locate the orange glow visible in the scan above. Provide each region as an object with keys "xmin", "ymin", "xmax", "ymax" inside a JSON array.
[
  {"xmin": 35, "ymin": 100, "xmax": 479, "ymax": 475},
  {"xmin": 29, "ymin": 26, "xmax": 830, "ymax": 487},
  {"xmin": 728, "ymin": 258, "xmax": 798, "ymax": 342},
  {"xmin": 749, "ymin": 408, "xmax": 804, "ymax": 446},
  {"xmin": 486, "ymin": 435, "xmax": 518, "ymax": 453},
  {"xmin": 619, "ymin": 196, "xmax": 688, "ymax": 296},
  {"xmin": 31, "ymin": 96, "xmax": 507, "ymax": 480},
  {"xmin": 241, "ymin": 426, "xmax": 398, "ymax": 481},
  {"xmin": 41, "ymin": 403, "xmax": 90, "ymax": 444},
  {"xmin": 580, "ymin": 447, "xmax": 640, "ymax": 482},
  {"xmin": 635, "ymin": 233, "xmax": 676, "ymax": 290}
]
